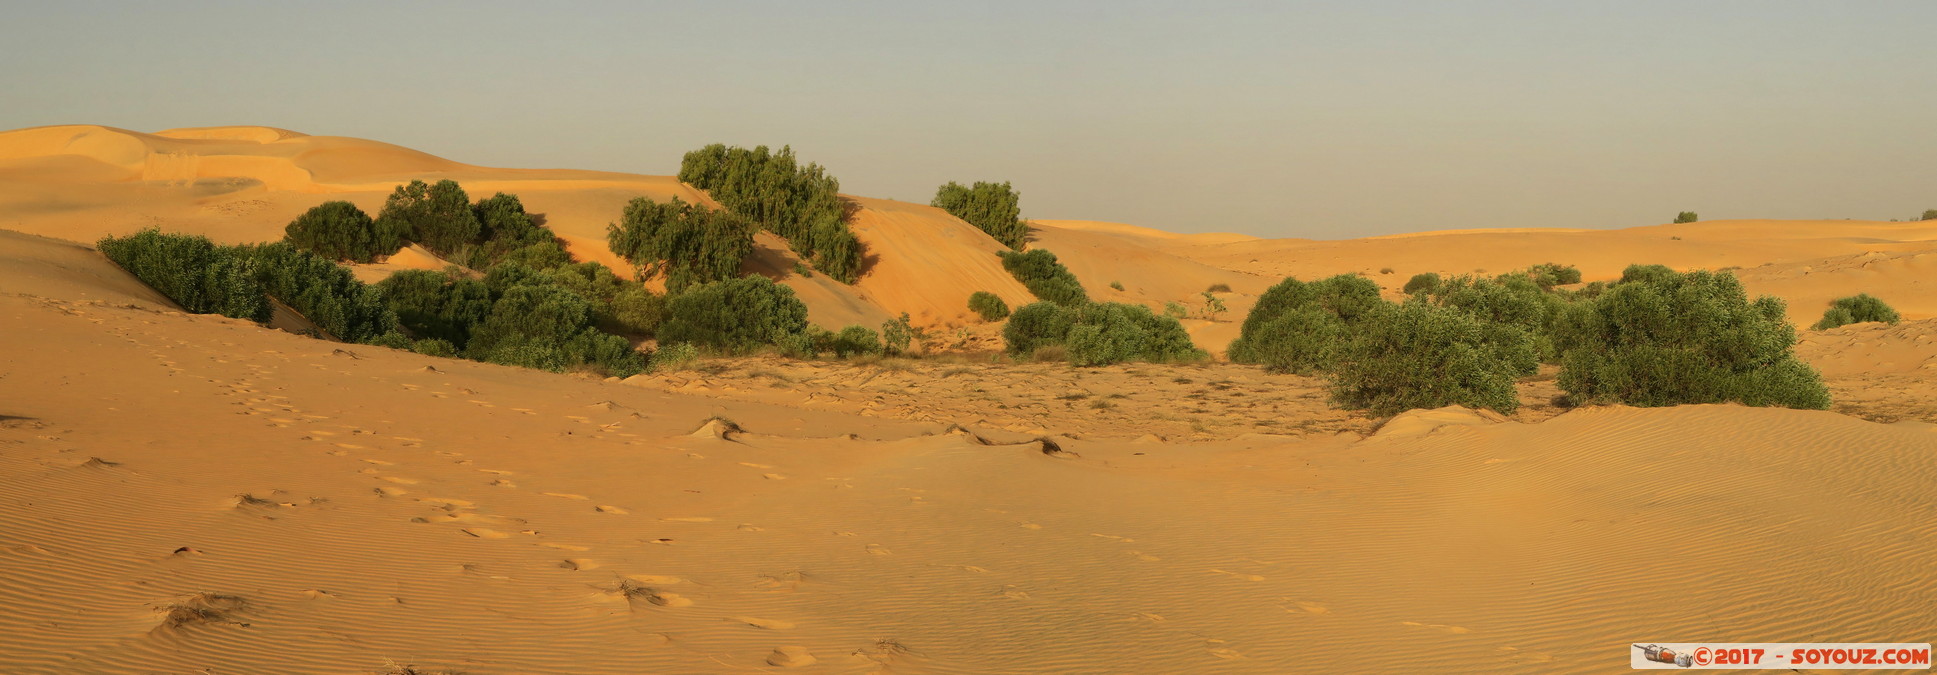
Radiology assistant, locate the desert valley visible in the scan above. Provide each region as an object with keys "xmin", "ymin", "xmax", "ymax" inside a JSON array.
[{"xmin": 0, "ymin": 121, "xmax": 1933, "ymax": 675}]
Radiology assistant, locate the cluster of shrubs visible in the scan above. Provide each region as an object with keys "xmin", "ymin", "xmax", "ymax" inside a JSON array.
[
  {"xmin": 1811, "ymin": 293, "xmax": 1900, "ymax": 330},
  {"xmin": 1231, "ymin": 262, "xmax": 1831, "ymax": 416},
  {"xmin": 606, "ymin": 196, "xmax": 756, "ymax": 292},
  {"xmin": 283, "ymin": 180, "xmax": 561, "ymax": 270},
  {"xmin": 1003, "ymin": 301, "xmax": 1204, "ymax": 366},
  {"xmin": 677, "ymin": 144, "xmax": 862, "ymax": 283},
  {"xmin": 997, "ymin": 249, "xmax": 1087, "ymax": 307},
  {"xmin": 932, "ymin": 181, "xmax": 1029, "ymax": 249},
  {"xmin": 98, "ymin": 230, "xmax": 397, "ymax": 344},
  {"xmin": 967, "ymin": 291, "xmax": 1010, "ymax": 321}
]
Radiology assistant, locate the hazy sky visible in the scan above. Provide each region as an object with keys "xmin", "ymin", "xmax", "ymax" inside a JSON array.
[{"xmin": 4, "ymin": 1, "xmax": 1934, "ymax": 238}]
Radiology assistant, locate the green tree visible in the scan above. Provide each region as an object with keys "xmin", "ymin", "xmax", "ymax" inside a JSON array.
[
  {"xmin": 1673, "ymin": 211, "xmax": 1699, "ymax": 224},
  {"xmin": 1227, "ymin": 274, "xmax": 1382, "ymax": 365},
  {"xmin": 932, "ymin": 181, "xmax": 1029, "ymax": 249},
  {"xmin": 882, "ymin": 312, "xmax": 914, "ymax": 356},
  {"xmin": 830, "ymin": 325, "xmax": 885, "ymax": 358},
  {"xmin": 283, "ymin": 201, "xmax": 399, "ymax": 262},
  {"xmin": 606, "ymin": 196, "xmax": 756, "ymax": 292},
  {"xmin": 376, "ymin": 180, "xmax": 482, "ymax": 257},
  {"xmin": 678, "ymin": 144, "xmax": 862, "ymax": 282}
]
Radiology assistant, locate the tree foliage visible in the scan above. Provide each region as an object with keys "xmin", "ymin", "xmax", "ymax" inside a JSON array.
[
  {"xmin": 657, "ymin": 275, "xmax": 810, "ymax": 353},
  {"xmin": 881, "ymin": 312, "xmax": 914, "ymax": 356},
  {"xmin": 1402, "ymin": 272, "xmax": 1441, "ymax": 295},
  {"xmin": 1227, "ymin": 274, "xmax": 1382, "ymax": 369},
  {"xmin": 1673, "ymin": 211, "xmax": 1699, "ymax": 224},
  {"xmin": 98, "ymin": 229, "xmax": 270, "ymax": 322},
  {"xmin": 932, "ymin": 181, "xmax": 1029, "ymax": 249},
  {"xmin": 677, "ymin": 144, "xmax": 862, "ymax": 282},
  {"xmin": 283, "ymin": 201, "xmax": 401, "ymax": 263},
  {"xmin": 1002, "ymin": 301, "xmax": 1203, "ymax": 366},
  {"xmin": 376, "ymin": 180, "xmax": 483, "ymax": 256},
  {"xmin": 997, "ymin": 249, "xmax": 1087, "ymax": 307},
  {"xmin": 607, "ymin": 196, "xmax": 756, "ymax": 292}
]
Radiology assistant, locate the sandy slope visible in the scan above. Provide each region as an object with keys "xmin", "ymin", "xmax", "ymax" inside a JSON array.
[{"xmin": 4, "ymin": 199, "xmax": 1937, "ymax": 674}]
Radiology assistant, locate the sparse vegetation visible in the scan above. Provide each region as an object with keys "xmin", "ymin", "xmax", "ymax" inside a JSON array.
[
  {"xmin": 649, "ymin": 342, "xmax": 699, "ymax": 372},
  {"xmin": 881, "ymin": 312, "xmax": 914, "ymax": 356},
  {"xmin": 1921, "ymin": 209, "xmax": 1936, "ymax": 221},
  {"xmin": 1206, "ymin": 283, "xmax": 1232, "ymax": 293},
  {"xmin": 830, "ymin": 324, "xmax": 885, "ymax": 358},
  {"xmin": 932, "ymin": 180, "xmax": 1029, "ymax": 249},
  {"xmin": 678, "ymin": 144, "xmax": 861, "ymax": 282},
  {"xmin": 967, "ymin": 291, "xmax": 1010, "ymax": 321},
  {"xmin": 1674, "ymin": 211, "xmax": 1699, "ymax": 224},
  {"xmin": 1812, "ymin": 293, "xmax": 1901, "ymax": 330},
  {"xmin": 998, "ymin": 249, "xmax": 1088, "ymax": 307}
]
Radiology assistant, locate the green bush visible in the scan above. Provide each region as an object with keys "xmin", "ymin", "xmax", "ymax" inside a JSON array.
[
  {"xmin": 1227, "ymin": 274, "xmax": 1382, "ymax": 364},
  {"xmin": 411, "ymin": 338, "xmax": 458, "ymax": 358},
  {"xmin": 1164, "ymin": 301, "xmax": 1188, "ymax": 319},
  {"xmin": 997, "ymin": 249, "xmax": 1087, "ymax": 307},
  {"xmin": 1062, "ymin": 303, "xmax": 1204, "ymax": 366},
  {"xmin": 1329, "ymin": 302, "xmax": 1532, "ymax": 416},
  {"xmin": 378, "ymin": 270, "xmax": 492, "ymax": 348},
  {"xmin": 366, "ymin": 331, "xmax": 413, "ymax": 350},
  {"xmin": 1812, "ymin": 294, "xmax": 1901, "ymax": 330},
  {"xmin": 283, "ymin": 201, "xmax": 400, "ymax": 263},
  {"xmin": 657, "ymin": 275, "xmax": 810, "ymax": 353},
  {"xmin": 830, "ymin": 325, "xmax": 885, "ymax": 358},
  {"xmin": 1003, "ymin": 302, "xmax": 1075, "ymax": 356},
  {"xmin": 247, "ymin": 242, "xmax": 397, "ymax": 343},
  {"xmin": 1673, "ymin": 211, "xmax": 1699, "ymax": 224},
  {"xmin": 1402, "ymin": 272, "xmax": 1441, "ymax": 294},
  {"xmin": 967, "ymin": 291, "xmax": 1010, "ymax": 321},
  {"xmin": 1921, "ymin": 209, "xmax": 1937, "ymax": 221},
  {"xmin": 650, "ymin": 342, "xmax": 699, "ymax": 372},
  {"xmin": 1423, "ymin": 273, "xmax": 1558, "ymax": 368},
  {"xmin": 1206, "ymin": 283, "xmax": 1232, "ymax": 293},
  {"xmin": 610, "ymin": 286, "xmax": 666, "ymax": 335},
  {"xmin": 1236, "ymin": 307, "xmax": 1348, "ymax": 374},
  {"xmin": 1556, "ymin": 267, "xmax": 1827, "ymax": 409},
  {"xmin": 467, "ymin": 193, "xmax": 557, "ymax": 268},
  {"xmin": 881, "ymin": 312, "xmax": 914, "ymax": 356},
  {"xmin": 376, "ymin": 180, "xmax": 482, "ymax": 257},
  {"xmin": 606, "ymin": 196, "xmax": 755, "ymax": 292},
  {"xmin": 678, "ymin": 144, "xmax": 861, "ymax": 282},
  {"xmin": 931, "ymin": 181, "xmax": 1029, "ymax": 249},
  {"xmin": 1526, "ymin": 263, "xmax": 1582, "ymax": 289},
  {"xmin": 460, "ymin": 284, "xmax": 644, "ymax": 377},
  {"xmin": 97, "ymin": 229, "xmax": 271, "ymax": 322}
]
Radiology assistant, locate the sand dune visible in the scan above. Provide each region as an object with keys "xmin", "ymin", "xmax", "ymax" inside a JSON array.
[{"xmin": 2, "ymin": 235, "xmax": 1932, "ymax": 673}]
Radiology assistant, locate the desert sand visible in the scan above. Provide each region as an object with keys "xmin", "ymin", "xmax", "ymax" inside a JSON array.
[{"xmin": 1, "ymin": 126, "xmax": 1934, "ymax": 673}]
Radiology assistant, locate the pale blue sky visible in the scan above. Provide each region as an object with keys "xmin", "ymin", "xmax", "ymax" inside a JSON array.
[{"xmin": 4, "ymin": 1, "xmax": 1933, "ymax": 237}]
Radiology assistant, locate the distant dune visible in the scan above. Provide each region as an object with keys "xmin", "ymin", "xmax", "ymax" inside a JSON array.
[{"xmin": 6, "ymin": 124, "xmax": 1934, "ymax": 344}]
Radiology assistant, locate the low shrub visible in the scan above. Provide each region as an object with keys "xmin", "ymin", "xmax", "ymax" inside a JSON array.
[
  {"xmin": 1329, "ymin": 302, "xmax": 1533, "ymax": 416},
  {"xmin": 1674, "ymin": 211, "xmax": 1699, "ymax": 224},
  {"xmin": 97, "ymin": 229, "xmax": 270, "ymax": 322},
  {"xmin": 606, "ymin": 196, "xmax": 756, "ymax": 292},
  {"xmin": 882, "ymin": 312, "xmax": 914, "ymax": 356},
  {"xmin": 1003, "ymin": 301, "xmax": 1203, "ymax": 366},
  {"xmin": 1812, "ymin": 294, "xmax": 1900, "ymax": 330},
  {"xmin": 967, "ymin": 291, "xmax": 1010, "ymax": 321},
  {"xmin": 657, "ymin": 275, "xmax": 810, "ymax": 353},
  {"xmin": 650, "ymin": 342, "xmax": 699, "ymax": 371},
  {"xmin": 1402, "ymin": 272, "xmax": 1441, "ymax": 295},
  {"xmin": 1206, "ymin": 283, "xmax": 1232, "ymax": 293},
  {"xmin": 1525, "ymin": 262, "xmax": 1582, "ymax": 289},
  {"xmin": 1003, "ymin": 302, "xmax": 1076, "ymax": 356},
  {"xmin": 1556, "ymin": 267, "xmax": 1827, "ymax": 409},
  {"xmin": 1227, "ymin": 274, "xmax": 1382, "ymax": 365},
  {"xmin": 998, "ymin": 249, "xmax": 1087, "ymax": 307},
  {"xmin": 830, "ymin": 325, "xmax": 885, "ymax": 358}
]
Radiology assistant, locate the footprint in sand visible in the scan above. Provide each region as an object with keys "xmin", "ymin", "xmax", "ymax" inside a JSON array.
[
  {"xmin": 489, "ymin": 479, "xmax": 517, "ymax": 488},
  {"xmin": 1000, "ymin": 586, "xmax": 1031, "ymax": 600},
  {"xmin": 595, "ymin": 505, "xmax": 629, "ymax": 514},
  {"xmin": 661, "ymin": 516, "xmax": 713, "ymax": 523},
  {"xmin": 1209, "ymin": 569, "xmax": 1266, "ymax": 582},
  {"xmin": 559, "ymin": 558, "xmax": 600, "ymax": 571},
  {"xmin": 1091, "ymin": 533, "xmax": 1136, "ymax": 543},
  {"xmin": 1286, "ymin": 600, "xmax": 1330, "ymax": 615},
  {"xmin": 865, "ymin": 544, "xmax": 892, "ymax": 555},
  {"xmin": 539, "ymin": 542, "xmax": 592, "ymax": 552},
  {"xmin": 361, "ymin": 459, "xmax": 393, "ymax": 466},
  {"xmin": 737, "ymin": 524, "xmax": 764, "ymax": 531},
  {"xmin": 542, "ymin": 492, "xmax": 589, "ymax": 501},
  {"xmin": 1206, "ymin": 640, "xmax": 1245, "ymax": 660},
  {"xmin": 737, "ymin": 461, "xmax": 774, "ymax": 469},
  {"xmin": 1401, "ymin": 621, "xmax": 1473, "ymax": 634},
  {"xmin": 767, "ymin": 646, "xmax": 817, "ymax": 667},
  {"xmin": 1128, "ymin": 551, "xmax": 1161, "ymax": 562},
  {"xmin": 762, "ymin": 473, "xmax": 787, "ymax": 480},
  {"xmin": 461, "ymin": 528, "xmax": 510, "ymax": 539},
  {"xmin": 1018, "ymin": 522, "xmax": 1042, "ymax": 530},
  {"xmin": 373, "ymin": 486, "xmax": 408, "ymax": 497},
  {"xmin": 732, "ymin": 616, "xmax": 796, "ymax": 630},
  {"xmin": 379, "ymin": 476, "xmax": 420, "ymax": 485}
]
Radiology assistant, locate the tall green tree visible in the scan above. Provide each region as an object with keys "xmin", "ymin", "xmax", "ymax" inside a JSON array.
[{"xmin": 932, "ymin": 181, "xmax": 1029, "ymax": 249}]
